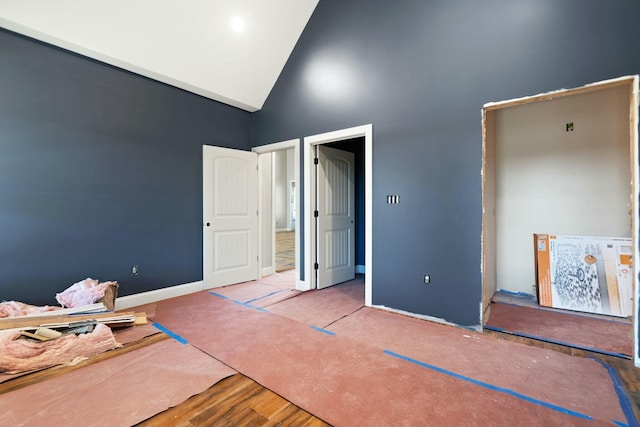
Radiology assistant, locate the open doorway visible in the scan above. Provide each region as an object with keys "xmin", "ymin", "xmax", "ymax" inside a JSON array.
[
  {"xmin": 304, "ymin": 124, "xmax": 373, "ymax": 303},
  {"xmin": 253, "ymin": 139, "xmax": 303, "ymax": 290},
  {"xmin": 273, "ymin": 148, "xmax": 296, "ymax": 273},
  {"xmin": 481, "ymin": 76, "xmax": 639, "ymax": 364}
]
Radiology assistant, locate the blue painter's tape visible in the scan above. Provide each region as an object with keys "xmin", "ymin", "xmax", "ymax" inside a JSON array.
[
  {"xmin": 209, "ymin": 291, "xmax": 229, "ymax": 299},
  {"xmin": 245, "ymin": 289, "xmax": 286, "ymax": 304},
  {"xmin": 496, "ymin": 289, "xmax": 536, "ymax": 298},
  {"xmin": 232, "ymin": 299, "xmax": 269, "ymax": 313},
  {"xmin": 310, "ymin": 325, "xmax": 336, "ymax": 336},
  {"xmin": 383, "ymin": 349, "xmax": 593, "ymax": 421},
  {"xmin": 483, "ymin": 326, "xmax": 631, "ymax": 359},
  {"xmin": 152, "ymin": 322, "xmax": 188, "ymax": 345},
  {"xmin": 590, "ymin": 356, "xmax": 639, "ymax": 427}
]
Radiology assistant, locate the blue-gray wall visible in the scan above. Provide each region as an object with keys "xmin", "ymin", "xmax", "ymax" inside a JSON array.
[
  {"xmin": 2, "ymin": 1, "xmax": 639, "ymax": 328},
  {"xmin": 0, "ymin": 29, "xmax": 252, "ymax": 305},
  {"xmin": 252, "ymin": 0, "xmax": 640, "ymax": 327}
]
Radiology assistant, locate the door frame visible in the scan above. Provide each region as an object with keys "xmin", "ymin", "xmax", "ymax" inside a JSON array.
[
  {"xmin": 252, "ymin": 139, "xmax": 304, "ymax": 290},
  {"xmin": 304, "ymin": 124, "xmax": 373, "ymax": 305},
  {"xmin": 480, "ymin": 75, "xmax": 639, "ymax": 366}
]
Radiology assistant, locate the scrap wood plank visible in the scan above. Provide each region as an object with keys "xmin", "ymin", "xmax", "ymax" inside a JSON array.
[{"xmin": 0, "ymin": 311, "xmax": 140, "ymax": 331}]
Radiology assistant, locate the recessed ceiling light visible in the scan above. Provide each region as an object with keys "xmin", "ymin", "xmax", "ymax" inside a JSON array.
[{"xmin": 230, "ymin": 16, "xmax": 245, "ymax": 33}]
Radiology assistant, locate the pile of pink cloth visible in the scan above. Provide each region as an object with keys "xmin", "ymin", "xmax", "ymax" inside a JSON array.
[{"xmin": 55, "ymin": 278, "xmax": 118, "ymax": 308}]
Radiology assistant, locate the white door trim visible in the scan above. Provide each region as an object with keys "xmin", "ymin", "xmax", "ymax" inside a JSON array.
[
  {"xmin": 252, "ymin": 139, "xmax": 304, "ymax": 290},
  {"xmin": 303, "ymin": 124, "xmax": 373, "ymax": 305}
]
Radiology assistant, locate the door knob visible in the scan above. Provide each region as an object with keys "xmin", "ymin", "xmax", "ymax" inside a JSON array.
[{"xmin": 206, "ymin": 222, "xmax": 211, "ymax": 227}]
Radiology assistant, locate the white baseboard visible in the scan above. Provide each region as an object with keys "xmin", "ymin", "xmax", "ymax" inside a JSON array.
[
  {"xmin": 115, "ymin": 280, "xmax": 203, "ymax": 311},
  {"xmin": 261, "ymin": 266, "xmax": 276, "ymax": 277},
  {"xmin": 356, "ymin": 265, "xmax": 366, "ymax": 274}
]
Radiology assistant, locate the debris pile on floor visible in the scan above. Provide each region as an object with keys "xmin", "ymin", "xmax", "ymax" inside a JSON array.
[
  {"xmin": 0, "ymin": 322, "xmax": 120, "ymax": 373},
  {"xmin": 0, "ymin": 278, "xmax": 147, "ymax": 374},
  {"xmin": 56, "ymin": 278, "xmax": 119, "ymax": 311},
  {"xmin": 0, "ymin": 278, "xmax": 119, "ymax": 319}
]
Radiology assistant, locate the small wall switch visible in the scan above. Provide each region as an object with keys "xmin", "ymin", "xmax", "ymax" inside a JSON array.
[
  {"xmin": 424, "ymin": 274, "xmax": 430, "ymax": 284},
  {"xmin": 386, "ymin": 195, "xmax": 400, "ymax": 204}
]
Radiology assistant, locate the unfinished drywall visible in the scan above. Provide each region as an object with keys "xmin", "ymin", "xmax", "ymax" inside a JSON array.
[{"xmin": 494, "ymin": 84, "xmax": 632, "ymax": 294}]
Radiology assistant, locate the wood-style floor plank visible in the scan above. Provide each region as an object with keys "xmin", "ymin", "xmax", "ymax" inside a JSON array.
[{"xmin": 135, "ymin": 373, "xmax": 331, "ymax": 427}]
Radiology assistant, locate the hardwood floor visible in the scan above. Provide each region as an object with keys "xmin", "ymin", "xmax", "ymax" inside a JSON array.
[
  {"xmin": 275, "ymin": 231, "xmax": 295, "ymax": 272},
  {"xmin": 136, "ymin": 373, "xmax": 331, "ymax": 427}
]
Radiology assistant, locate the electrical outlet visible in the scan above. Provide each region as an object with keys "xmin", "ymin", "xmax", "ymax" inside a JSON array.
[
  {"xmin": 424, "ymin": 274, "xmax": 430, "ymax": 284},
  {"xmin": 131, "ymin": 265, "xmax": 139, "ymax": 275}
]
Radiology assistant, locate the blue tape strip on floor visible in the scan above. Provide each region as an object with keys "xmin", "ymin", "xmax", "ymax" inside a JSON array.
[
  {"xmin": 496, "ymin": 289, "xmax": 536, "ymax": 298},
  {"xmin": 244, "ymin": 289, "xmax": 286, "ymax": 304},
  {"xmin": 232, "ymin": 299, "xmax": 269, "ymax": 312},
  {"xmin": 152, "ymin": 322, "xmax": 188, "ymax": 345},
  {"xmin": 310, "ymin": 325, "xmax": 336, "ymax": 336},
  {"xmin": 383, "ymin": 349, "xmax": 593, "ymax": 421},
  {"xmin": 209, "ymin": 291, "xmax": 269, "ymax": 312},
  {"xmin": 209, "ymin": 291, "xmax": 229, "ymax": 299},
  {"xmin": 483, "ymin": 325, "xmax": 631, "ymax": 359},
  {"xmin": 590, "ymin": 356, "xmax": 638, "ymax": 427}
]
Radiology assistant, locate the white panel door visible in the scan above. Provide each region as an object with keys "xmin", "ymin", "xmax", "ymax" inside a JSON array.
[
  {"xmin": 316, "ymin": 145, "xmax": 355, "ymax": 289},
  {"xmin": 203, "ymin": 145, "xmax": 258, "ymax": 288}
]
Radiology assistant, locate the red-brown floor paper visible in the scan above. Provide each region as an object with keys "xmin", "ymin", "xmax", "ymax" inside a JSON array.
[
  {"xmin": 151, "ymin": 291, "xmax": 626, "ymax": 427},
  {"xmin": 0, "ymin": 339, "xmax": 236, "ymax": 427},
  {"xmin": 265, "ymin": 276, "xmax": 364, "ymax": 327},
  {"xmin": 486, "ymin": 301, "xmax": 633, "ymax": 356}
]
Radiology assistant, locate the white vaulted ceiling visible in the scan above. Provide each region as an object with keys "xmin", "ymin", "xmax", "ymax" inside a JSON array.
[{"xmin": 0, "ymin": 0, "xmax": 319, "ymax": 111}]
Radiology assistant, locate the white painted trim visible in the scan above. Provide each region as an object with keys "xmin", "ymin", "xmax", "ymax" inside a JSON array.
[
  {"xmin": 356, "ymin": 265, "xmax": 366, "ymax": 274},
  {"xmin": 262, "ymin": 266, "xmax": 276, "ymax": 277},
  {"xmin": 252, "ymin": 139, "xmax": 305, "ymax": 291},
  {"xmin": 114, "ymin": 281, "xmax": 203, "ymax": 311},
  {"xmin": 303, "ymin": 124, "xmax": 373, "ymax": 305}
]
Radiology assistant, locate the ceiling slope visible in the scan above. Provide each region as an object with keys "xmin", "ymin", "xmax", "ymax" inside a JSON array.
[{"xmin": 0, "ymin": 0, "xmax": 318, "ymax": 112}]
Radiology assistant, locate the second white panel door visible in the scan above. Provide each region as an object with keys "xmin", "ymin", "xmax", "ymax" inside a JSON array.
[{"xmin": 316, "ymin": 145, "xmax": 355, "ymax": 289}]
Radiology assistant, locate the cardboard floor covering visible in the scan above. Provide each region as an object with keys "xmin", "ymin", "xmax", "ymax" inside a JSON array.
[
  {"xmin": 150, "ymin": 290, "xmax": 632, "ymax": 427},
  {"xmin": 0, "ymin": 338, "xmax": 237, "ymax": 427},
  {"xmin": 485, "ymin": 301, "xmax": 633, "ymax": 357}
]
